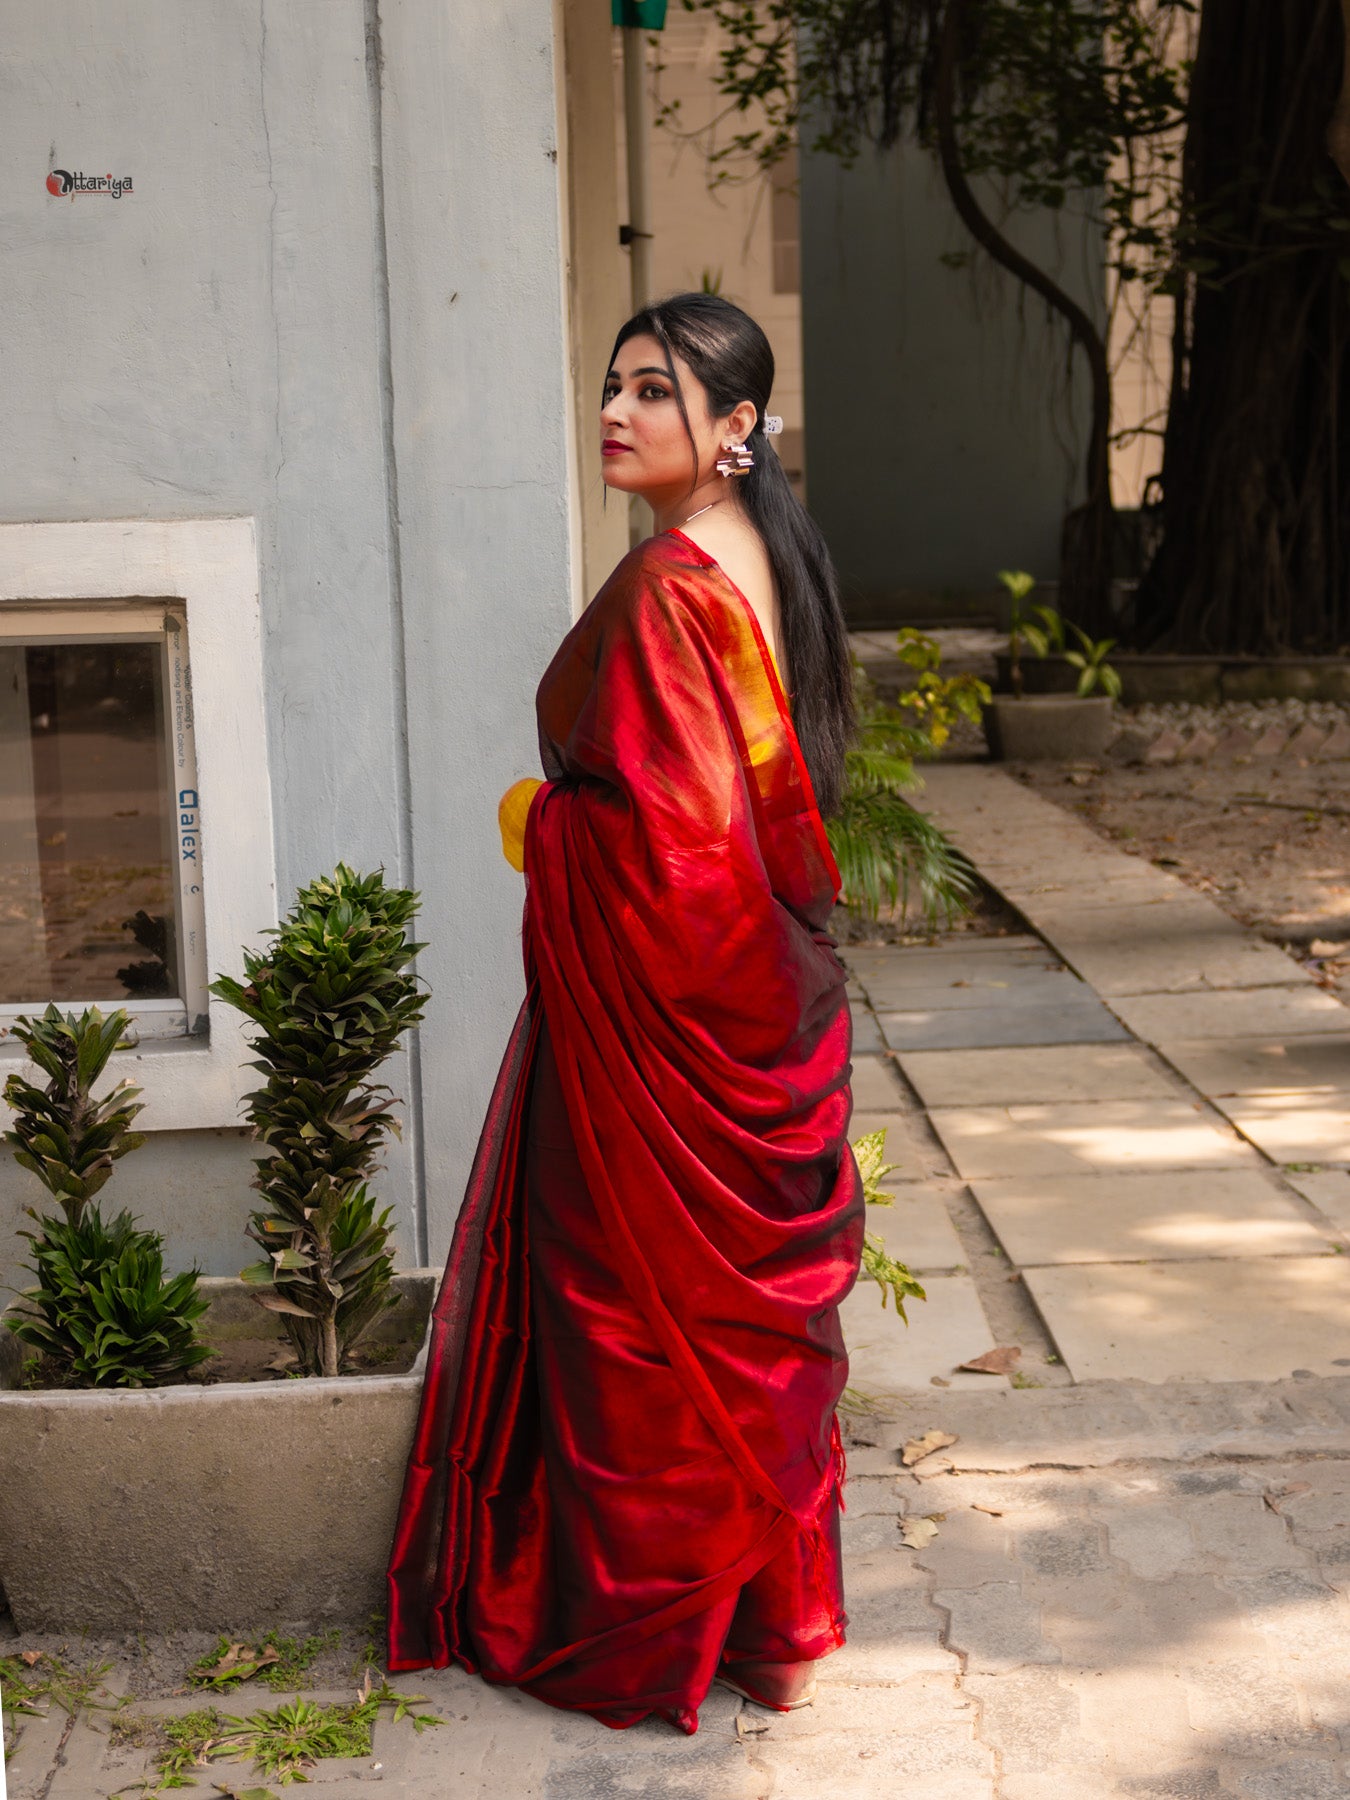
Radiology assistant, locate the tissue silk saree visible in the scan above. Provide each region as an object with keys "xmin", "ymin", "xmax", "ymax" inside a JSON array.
[{"xmin": 386, "ymin": 528, "xmax": 863, "ymax": 1730}]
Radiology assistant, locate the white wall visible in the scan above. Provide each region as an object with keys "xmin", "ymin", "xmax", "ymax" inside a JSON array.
[
  {"xmin": 802, "ymin": 139, "xmax": 1102, "ymax": 621},
  {"xmin": 0, "ymin": 0, "xmax": 575, "ymax": 1284}
]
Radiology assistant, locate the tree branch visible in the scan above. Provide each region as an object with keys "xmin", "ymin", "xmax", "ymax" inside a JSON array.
[{"xmin": 933, "ymin": 0, "xmax": 1110, "ymax": 502}]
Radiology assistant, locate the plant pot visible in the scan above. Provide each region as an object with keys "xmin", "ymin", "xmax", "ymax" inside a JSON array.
[
  {"xmin": 983, "ymin": 693, "xmax": 1114, "ymax": 762},
  {"xmin": 0, "ymin": 1270, "xmax": 437, "ymax": 1633},
  {"xmin": 993, "ymin": 652, "xmax": 1082, "ymax": 696}
]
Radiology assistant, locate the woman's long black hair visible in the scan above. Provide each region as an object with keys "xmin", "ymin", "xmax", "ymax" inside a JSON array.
[{"xmin": 605, "ymin": 292, "xmax": 856, "ymax": 819}]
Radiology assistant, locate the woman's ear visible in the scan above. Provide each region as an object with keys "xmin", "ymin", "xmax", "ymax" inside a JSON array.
[{"xmin": 722, "ymin": 400, "xmax": 759, "ymax": 445}]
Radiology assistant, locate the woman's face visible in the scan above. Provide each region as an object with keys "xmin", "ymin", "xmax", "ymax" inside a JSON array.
[{"xmin": 599, "ymin": 334, "xmax": 755, "ymax": 507}]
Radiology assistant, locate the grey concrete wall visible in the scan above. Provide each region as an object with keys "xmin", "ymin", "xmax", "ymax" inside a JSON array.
[
  {"xmin": 0, "ymin": 0, "xmax": 575, "ymax": 1282},
  {"xmin": 801, "ymin": 138, "xmax": 1102, "ymax": 622}
]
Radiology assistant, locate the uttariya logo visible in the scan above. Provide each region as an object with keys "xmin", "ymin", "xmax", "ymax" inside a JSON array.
[{"xmin": 46, "ymin": 168, "xmax": 133, "ymax": 198}]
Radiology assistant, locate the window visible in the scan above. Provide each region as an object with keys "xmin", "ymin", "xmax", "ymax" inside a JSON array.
[
  {"xmin": 0, "ymin": 603, "xmax": 206, "ymax": 1037},
  {"xmin": 0, "ymin": 519, "xmax": 274, "ymax": 1132}
]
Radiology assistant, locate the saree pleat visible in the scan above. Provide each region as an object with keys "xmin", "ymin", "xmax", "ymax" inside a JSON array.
[{"xmin": 387, "ymin": 530, "xmax": 864, "ymax": 1728}]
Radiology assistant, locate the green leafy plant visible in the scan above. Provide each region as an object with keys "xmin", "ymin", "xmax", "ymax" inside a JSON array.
[
  {"xmin": 997, "ymin": 568, "xmax": 1039, "ymax": 700},
  {"xmin": 10, "ymin": 1207, "xmax": 209, "ymax": 1387},
  {"xmin": 210, "ymin": 865, "xmax": 428, "ymax": 1379},
  {"xmin": 3, "ymin": 1005, "xmax": 210, "ymax": 1389},
  {"xmin": 892, "ymin": 628, "xmax": 992, "ymax": 747},
  {"xmin": 1, "ymin": 1650, "xmax": 118, "ymax": 1764},
  {"xmin": 2, "ymin": 1003, "xmax": 147, "ymax": 1226},
  {"xmin": 852, "ymin": 1128, "xmax": 927, "ymax": 1322},
  {"xmin": 1061, "ymin": 619, "xmax": 1123, "ymax": 699},
  {"xmin": 187, "ymin": 1631, "xmax": 343, "ymax": 1695},
  {"xmin": 140, "ymin": 1679, "xmax": 439, "ymax": 1791},
  {"xmin": 828, "ymin": 649, "xmax": 981, "ymax": 926},
  {"xmin": 998, "ymin": 572, "xmax": 1123, "ymax": 700}
]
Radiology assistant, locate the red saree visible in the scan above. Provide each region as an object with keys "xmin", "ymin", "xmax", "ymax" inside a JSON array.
[{"xmin": 386, "ymin": 527, "xmax": 864, "ymax": 1730}]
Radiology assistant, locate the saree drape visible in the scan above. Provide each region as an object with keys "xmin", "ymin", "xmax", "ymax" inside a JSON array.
[{"xmin": 386, "ymin": 527, "xmax": 864, "ymax": 1730}]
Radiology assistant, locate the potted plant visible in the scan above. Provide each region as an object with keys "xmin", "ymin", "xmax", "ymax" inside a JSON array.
[
  {"xmin": 1, "ymin": 1004, "xmax": 210, "ymax": 1390},
  {"xmin": 0, "ymin": 869, "xmax": 437, "ymax": 1636},
  {"xmin": 829, "ymin": 632, "xmax": 986, "ymax": 929},
  {"xmin": 209, "ymin": 863, "xmax": 428, "ymax": 1378},
  {"xmin": 985, "ymin": 570, "xmax": 1123, "ymax": 760}
]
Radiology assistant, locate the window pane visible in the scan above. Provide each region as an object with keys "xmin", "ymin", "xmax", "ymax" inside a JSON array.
[{"xmin": 0, "ymin": 640, "xmax": 179, "ymax": 1005}]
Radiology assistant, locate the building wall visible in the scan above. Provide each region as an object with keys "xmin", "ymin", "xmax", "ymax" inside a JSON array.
[
  {"xmin": 0, "ymin": 0, "xmax": 575, "ymax": 1290},
  {"xmin": 620, "ymin": 16, "xmax": 807, "ymax": 506},
  {"xmin": 561, "ymin": 0, "xmax": 630, "ymax": 605},
  {"xmin": 801, "ymin": 139, "xmax": 1102, "ymax": 622}
]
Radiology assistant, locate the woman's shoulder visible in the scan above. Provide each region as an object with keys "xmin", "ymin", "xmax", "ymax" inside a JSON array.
[{"xmin": 592, "ymin": 531, "xmax": 731, "ymax": 637}]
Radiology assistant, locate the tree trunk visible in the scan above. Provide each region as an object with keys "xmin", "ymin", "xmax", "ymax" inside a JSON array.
[
  {"xmin": 933, "ymin": 0, "xmax": 1115, "ymax": 632},
  {"xmin": 1136, "ymin": 0, "xmax": 1350, "ymax": 653}
]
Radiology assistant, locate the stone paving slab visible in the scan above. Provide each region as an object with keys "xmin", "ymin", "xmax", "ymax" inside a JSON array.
[
  {"xmin": 989, "ymin": 863, "xmax": 1184, "ymax": 907},
  {"xmin": 864, "ymin": 1195, "xmax": 967, "ymax": 1273},
  {"xmin": 897, "ymin": 1044, "xmax": 1179, "ymax": 1107},
  {"xmin": 927, "ymin": 1100, "xmax": 1254, "ymax": 1180},
  {"xmin": 850, "ymin": 1002, "xmax": 886, "ymax": 1052},
  {"xmin": 850, "ymin": 947, "xmax": 1066, "ymax": 1008},
  {"xmin": 848, "ymin": 1051, "xmax": 909, "ymax": 1112},
  {"xmin": 842, "ymin": 934, "xmax": 1044, "ymax": 969},
  {"xmin": 847, "ymin": 1109, "xmax": 955, "ymax": 1181},
  {"xmin": 1286, "ymin": 1169, "xmax": 1350, "ymax": 1232},
  {"xmin": 1158, "ymin": 1034, "xmax": 1350, "ymax": 1096},
  {"xmin": 840, "ymin": 1274, "xmax": 1009, "ymax": 1393},
  {"xmin": 1215, "ymin": 1093, "xmax": 1350, "ymax": 1165},
  {"xmin": 1111, "ymin": 985, "xmax": 1350, "ymax": 1044},
  {"xmin": 970, "ymin": 1170, "xmax": 1331, "ymax": 1266},
  {"xmin": 1030, "ymin": 900, "xmax": 1306, "ymax": 996},
  {"xmin": 1022, "ymin": 1257, "xmax": 1350, "ymax": 1382},
  {"xmin": 872, "ymin": 971, "xmax": 1097, "ymax": 1016},
  {"xmin": 878, "ymin": 1002, "xmax": 1130, "ymax": 1052}
]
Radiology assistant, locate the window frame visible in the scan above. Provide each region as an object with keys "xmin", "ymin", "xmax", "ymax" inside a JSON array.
[
  {"xmin": 0, "ymin": 519, "xmax": 275, "ymax": 1132},
  {"xmin": 0, "ymin": 599, "xmax": 207, "ymax": 1037}
]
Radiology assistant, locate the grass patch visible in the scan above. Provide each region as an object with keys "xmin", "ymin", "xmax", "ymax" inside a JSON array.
[
  {"xmin": 186, "ymin": 1630, "xmax": 343, "ymax": 1694},
  {"xmin": 1, "ymin": 1650, "xmax": 118, "ymax": 1759},
  {"xmin": 121, "ymin": 1679, "xmax": 440, "ymax": 1792}
]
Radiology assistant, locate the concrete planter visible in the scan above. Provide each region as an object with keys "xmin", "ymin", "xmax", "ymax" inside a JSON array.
[
  {"xmin": 984, "ymin": 694, "xmax": 1114, "ymax": 762},
  {"xmin": 994, "ymin": 653, "xmax": 1350, "ymax": 708},
  {"xmin": 0, "ymin": 1270, "xmax": 436, "ymax": 1633}
]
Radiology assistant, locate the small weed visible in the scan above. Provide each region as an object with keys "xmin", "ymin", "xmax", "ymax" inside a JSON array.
[
  {"xmin": 354, "ymin": 1614, "xmax": 386, "ymax": 1677},
  {"xmin": 1010, "ymin": 1371, "xmax": 1044, "ymax": 1389},
  {"xmin": 137, "ymin": 1679, "xmax": 440, "ymax": 1791},
  {"xmin": 187, "ymin": 1630, "xmax": 343, "ymax": 1695},
  {"xmin": 0, "ymin": 1650, "xmax": 118, "ymax": 1758}
]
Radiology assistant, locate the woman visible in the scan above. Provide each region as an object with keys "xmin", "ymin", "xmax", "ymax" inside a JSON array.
[{"xmin": 386, "ymin": 292, "xmax": 864, "ymax": 1734}]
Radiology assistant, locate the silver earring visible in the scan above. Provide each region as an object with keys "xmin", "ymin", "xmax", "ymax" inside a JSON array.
[{"xmin": 715, "ymin": 441, "xmax": 754, "ymax": 478}]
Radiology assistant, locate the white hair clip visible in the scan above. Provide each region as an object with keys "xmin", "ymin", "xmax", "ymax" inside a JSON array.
[{"xmin": 763, "ymin": 415, "xmax": 784, "ymax": 434}]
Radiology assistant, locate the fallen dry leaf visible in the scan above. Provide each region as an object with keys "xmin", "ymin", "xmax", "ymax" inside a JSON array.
[
  {"xmin": 971, "ymin": 1503, "xmax": 1004, "ymax": 1517},
  {"xmin": 957, "ymin": 1346, "xmax": 1022, "ymax": 1375},
  {"xmin": 20, "ymin": 1650, "xmax": 43, "ymax": 1667},
  {"xmin": 899, "ymin": 1515, "xmax": 940, "ymax": 1549},
  {"xmin": 901, "ymin": 1428, "xmax": 958, "ymax": 1466}
]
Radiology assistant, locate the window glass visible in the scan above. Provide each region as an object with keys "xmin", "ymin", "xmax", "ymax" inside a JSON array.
[{"xmin": 0, "ymin": 608, "xmax": 204, "ymax": 1033}]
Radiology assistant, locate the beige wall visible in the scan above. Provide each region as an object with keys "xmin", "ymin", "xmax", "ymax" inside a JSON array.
[
  {"xmin": 617, "ymin": 15, "xmax": 807, "ymax": 501},
  {"xmin": 559, "ymin": 0, "xmax": 631, "ymax": 605}
]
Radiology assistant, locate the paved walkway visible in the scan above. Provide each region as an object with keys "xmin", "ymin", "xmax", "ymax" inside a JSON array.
[{"xmin": 8, "ymin": 764, "xmax": 1350, "ymax": 1797}]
